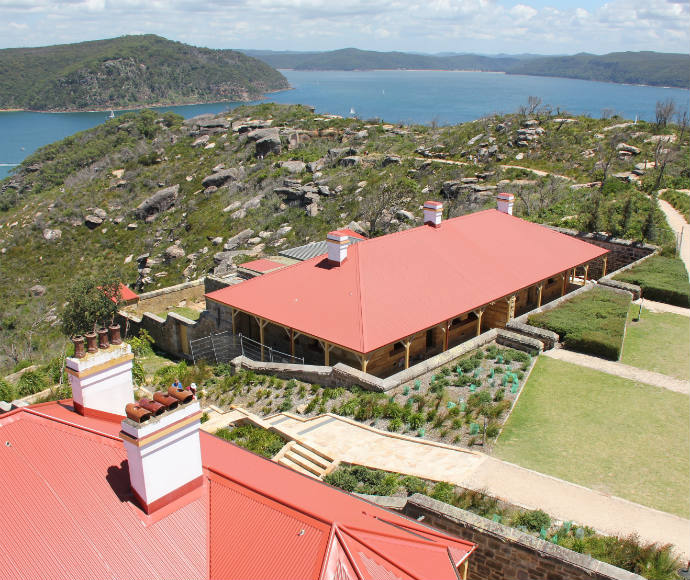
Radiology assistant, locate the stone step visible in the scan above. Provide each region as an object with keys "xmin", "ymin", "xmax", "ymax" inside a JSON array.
[
  {"xmin": 277, "ymin": 454, "xmax": 320, "ymax": 479},
  {"xmin": 290, "ymin": 443, "xmax": 331, "ymax": 470},
  {"xmin": 284, "ymin": 448, "xmax": 326, "ymax": 477}
]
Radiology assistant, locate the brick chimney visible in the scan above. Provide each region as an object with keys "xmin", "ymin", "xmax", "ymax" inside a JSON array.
[
  {"xmin": 65, "ymin": 342, "xmax": 134, "ymax": 418},
  {"xmin": 423, "ymin": 201, "xmax": 443, "ymax": 227},
  {"xmin": 497, "ymin": 192, "xmax": 515, "ymax": 215},
  {"xmin": 326, "ymin": 230, "xmax": 349, "ymax": 265},
  {"xmin": 120, "ymin": 391, "xmax": 203, "ymax": 514}
]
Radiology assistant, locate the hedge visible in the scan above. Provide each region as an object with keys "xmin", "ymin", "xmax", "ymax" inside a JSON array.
[
  {"xmin": 614, "ymin": 255, "xmax": 690, "ymax": 307},
  {"xmin": 528, "ymin": 287, "xmax": 630, "ymax": 360}
]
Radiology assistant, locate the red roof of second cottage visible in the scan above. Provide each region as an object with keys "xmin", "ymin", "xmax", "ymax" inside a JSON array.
[{"xmin": 206, "ymin": 209, "xmax": 608, "ymax": 353}]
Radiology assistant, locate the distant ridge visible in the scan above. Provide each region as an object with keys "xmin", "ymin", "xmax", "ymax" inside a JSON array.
[
  {"xmin": 0, "ymin": 35, "xmax": 289, "ymax": 112},
  {"xmin": 243, "ymin": 48, "xmax": 690, "ymax": 88}
]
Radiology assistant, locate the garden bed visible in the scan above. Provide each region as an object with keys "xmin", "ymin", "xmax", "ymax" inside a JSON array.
[
  {"xmin": 613, "ymin": 254, "xmax": 690, "ymax": 307},
  {"xmin": 528, "ymin": 286, "xmax": 630, "ymax": 360},
  {"xmin": 188, "ymin": 343, "xmax": 536, "ymax": 450}
]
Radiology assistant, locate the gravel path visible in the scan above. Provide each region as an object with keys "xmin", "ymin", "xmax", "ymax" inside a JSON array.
[
  {"xmin": 543, "ymin": 349, "xmax": 690, "ymax": 394},
  {"xmin": 634, "ymin": 298, "xmax": 690, "ymax": 317}
]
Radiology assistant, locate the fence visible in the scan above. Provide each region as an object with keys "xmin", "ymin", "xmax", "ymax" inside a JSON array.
[{"xmin": 190, "ymin": 332, "xmax": 304, "ymax": 366}]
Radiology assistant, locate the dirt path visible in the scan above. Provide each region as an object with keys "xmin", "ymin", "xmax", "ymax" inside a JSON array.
[
  {"xmin": 414, "ymin": 157, "xmax": 574, "ymax": 181},
  {"xmin": 657, "ymin": 197, "xmax": 690, "ymax": 274},
  {"xmin": 251, "ymin": 410, "xmax": 690, "ymax": 557},
  {"xmin": 543, "ymin": 349, "xmax": 689, "ymax": 394}
]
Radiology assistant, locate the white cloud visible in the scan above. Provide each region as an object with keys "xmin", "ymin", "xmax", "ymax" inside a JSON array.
[{"xmin": 0, "ymin": 0, "xmax": 687, "ymax": 53}]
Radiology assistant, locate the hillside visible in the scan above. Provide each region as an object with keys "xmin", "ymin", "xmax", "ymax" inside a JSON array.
[
  {"xmin": 0, "ymin": 103, "xmax": 688, "ymax": 370},
  {"xmin": 243, "ymin": 48, "xmax": 690, "ymax": 88},
  {"xmin": 509, "ymin": 52, "xmax": 690, "ymax": 88},
  {"xmin": 0, "ymin": 35, "xmax": 289, "ymax": 112}
]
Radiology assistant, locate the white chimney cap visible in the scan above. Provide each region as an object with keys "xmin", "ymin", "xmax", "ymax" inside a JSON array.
[
  {"xmin": 326, "ymin": 230, "xmax": 350, "ymax": 265},
  {"xmin": 423, "ymin": 201, "xmax": 443, "ymax": 227}
]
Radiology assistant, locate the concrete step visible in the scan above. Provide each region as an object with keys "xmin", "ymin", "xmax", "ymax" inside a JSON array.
[
  {"xmin": 284, "ymin": 448, "xmax": 326, "ymax": 477},
  {"xmin": 290, "ymin": 443, "xmax": 331, "ymax": 470},
  {"xmin": 276, "ymin": 454, "xmax": 320, "ymax": 479}
]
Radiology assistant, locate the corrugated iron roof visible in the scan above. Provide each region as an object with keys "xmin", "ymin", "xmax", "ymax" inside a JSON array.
[
  {"xmin": 279, "ymin": 230, "xmax": 365, "ymax": 261},
  {"xmin": 207, "ymin": 209, "xmax": 608, "ymax": 354},
  {"xmin": 2, "ymin": 401, "xmax": 475, "ymax": 580}
]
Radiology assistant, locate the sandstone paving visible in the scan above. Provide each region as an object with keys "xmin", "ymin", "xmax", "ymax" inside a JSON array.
[
  {"xmin": 657, "ymin": 198, "xmax": 690, "ymax": 274},
  {"xmin": 635, "ymin": 298, "xmax": 690, "ymax": 317},
  {"xmin": 543, "ymin": 349, "xmax": 690, "ymax": 394}
]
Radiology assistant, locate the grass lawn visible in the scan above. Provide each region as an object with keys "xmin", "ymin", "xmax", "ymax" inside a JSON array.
[
  {"xmin": 155, "ymin": 306, "xmax": 202, "ymax": 321},
  {"xmin": 622, "ymin": 307, "xmax": 690, "ymax": 380},
  {"xmin": 494, "ymin": 357, "xmax": 689, "ymax": 518}
]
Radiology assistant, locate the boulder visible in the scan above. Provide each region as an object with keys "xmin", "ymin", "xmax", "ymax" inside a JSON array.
[
  {"xmin": 223, "ymin": 201, "xmax": 242, "ymax": 213},
  {"xmin": 616, "ymin": 143, "xmax": 640, "ymax": 155},
  {"xmin": 327, "ymin": 147, "xmax": 356, "ymax": 160},
  {"xmin": 317, "ymin": 185, "xmax": 331, "ymax": 196},
  {"xmin": 202, "ymin": 168, "xmax": 242, "ymax": 188},
  {"xmin": 164, "ymin": 245, "xmax": 185, "ymax": 260},
  {"xmin": 42, "ymin": 228, "xmax": 61, "ymax": 241},
  {"xmin": 29, "ymin": 284, "xmax": 46, "ymax": 297},
  {"xmin": 243, "ymin": 194, "xmax": 264, "ymax": 210},
  {"xmin": 224, "ymin": 229, "xmax": 254, "ymax": 250},
  {"xmin": 307, "ymin": 159, "xmax": 326, "ymax": 173},
  {"xmin": 84, "ymin": 215, "xmax": 103, "ymax": 229},
  {"xmin": 396, "ymin": 209, "xmax": 415, "ymax": 222},
  {"xmin": 247, "ymin": 127, "xmax": 280, "ymax": 142},
  {"xmin": 134, "ymin": 184, "xmax": 179, "ymax": 221},
  {"xmin": 279, "ymin": 160, "xmax": 306, "ymax": 174},
  {"xmin": 90, "ymin": 208, "xmax": 107, "ymax": 219},
  {"xmin": 340, "ymin": 156, "xmax": 361, "ymax": 167},
  {"xmin": 467, "ymin": 133, "xmax": 483, "ymax": 146},
  {"xmin": 231, "ymin": 208, "xmax": 247, "ymax": 220},
  {"xmin": 275, "ymin": 225, "xmax": 292, "ymax": 237},
  {"xmin": 346, "ymin": 221, "xmax": 367, "ymax": 236},
  {"xmin": 305, "ymin": 203, "xmax": 319, "ymax": 217},
  {"xmin": 127, "ymin": 223, "xmax": 138, "ymax": 230},
  {"xmin": 192, "ymin": 135, "xmax": 210, "ymax": 147},
  {"xmin": 256, "ymin": 135, "xmax": 281, "ymax": 157},
  {"xmin": 210, "ymin": 237, "xmax": 223, "ymax": 246},
  {"xmin": 382, "ymin": 156, "xmax": 401, "ymax": 167}
]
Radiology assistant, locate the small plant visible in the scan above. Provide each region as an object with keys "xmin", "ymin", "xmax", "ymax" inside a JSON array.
[
  {"xmin": 388, "ymin": 418, "xmax": 403, "ymax": 432},
  {"xmin": 512, "ymin": 509, "xmax": 551, "ymax": 532}
]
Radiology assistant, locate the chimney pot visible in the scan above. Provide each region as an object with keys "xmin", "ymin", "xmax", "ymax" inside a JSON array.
[
  {"xmin": 85, "ymin": 332, "xmax": 98, "ymax": 353},
  {"xmin": 72, "ymin": 336, "xmax": 86, "ymax": 359},
  {"xmin": 423, "ymin": 201, "xmax": 443, "ymax": 227},
  {"xmin": 168, "ymin": 385, "xmax": 195, "ymax": 404},
  {"xmin": 153, "ymin": 391, "xmax": 179, "ymax": 410},
  {"xmin": 109, "ymin": 324, "xmax": 122, "ymax": 345},
  {"xmin": 97, "ymin": 328, "xmax": 110, "ymax": 349},
  {"xmin": 326, "ymin": 230, "xmax": 349, "ymax": 265},
  {"xmin": 497, "ymin": 193, "xmax": 515, "ymax": 215}
]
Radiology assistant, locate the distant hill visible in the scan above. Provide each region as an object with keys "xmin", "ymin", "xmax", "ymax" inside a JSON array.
[
  {"xmin": 243, "ymin": 48, "xmax": 689, "ymax": 88},
  {"xmin": 0, "ymin": 35, "xmax": 289, "ymax": 111},
  {"xmin": 509, "ymin": 52, "xmax": 690, "ymax": 88}
]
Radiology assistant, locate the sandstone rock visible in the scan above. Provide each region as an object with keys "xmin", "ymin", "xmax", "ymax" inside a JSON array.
[
  {"xmin": 223, "ymin": 201, "xmax": 242, "ymax": 213},
  {"xmin": 183, "ymin": 264, "xmax": 197, "ymax": 278},
  {"xmin": 382, "ymin": 155, "xmax": 401, "ymax": 166},
  {"xmin": 327, "ymin": 147, "xmax": 356, "ymax": 161},
  {"xmin": 515, "ymin": 153, "xmax": 524, "ymax": 160},
  {"xmin": 202, "ymin": 168, "xmax": 242, "ymax": 188},
  {"xmin": 231, "ymin": 208, "xmax": 247, "ymax": 220},
  {"xmin": 346, "ymin": 221, "xmax": 367, "ymax": 236},
  {"xmin": 42, "ymin": 228, "xmax": 61, "ymax": 241},
  {"xmin": 134, "ymin": 184, "xmax": 179, "ymax": 221},
  {"xmin": 645, "ymin": 134, "xmax": 677, "ymax": 144},
  {"xmin": 307, "ymin": 159, "xmax": 325, "ymax": 173},
  {"xmin": 522, "ymin": 119, "xmax": 539, "ymax": 127},
  {"xmin": 127, "ymin": 223, "xmax": 138, "ymax": 230},
  {"xmin": 29, "ymin": 284, "xmax": 46, "ymax": 297},
  {"xmin": 243, "ymin": 194, "xmax": 264, "ymax": 210},
  {"xmin": 467, "ymin": 133, "xmax": 483, "ymax": 146},
  {"xmin": 258, "ymin": 231, "xmax": 272, "ymax": 239},
  {"xmin": 275, "ymin": 225, "xmax": 292, "ymax": 237},
  {"xmin": 396, "ymin": 210, "xmax": 415, "ymax": 222},
  {"xmin": 256, "ymin": 135, "xmax": 281, "ymax": 157},
  {"xmin": 279, "ymin": 160, "xmax": 306, "ymax": 174},
  {"xmin": 84, "ymin": 215, "xmax": 103, "ymax": 229},
  {"xmin": 224, "ymin": 229, "xmax": 254, "ymax": 250},
  {"xmin": 616, "ymin": 143, "xmax": 640, "ymax": 155},
  {"xmin": 247, "ymin": 127, "xmax": 280, "ymax": 142},
  {"xmin": 192, "ymin": 135, "xmax": 210, "ymax": 147},
  {"xmin": 113, "ymin": 217, "xmax": 124, "ymax": 225},
  {"xmin": 210, "ymin": 237, "xmax": 223, "ymax": 246},
  {"xmin": 124, "ymin": 254, "xmax": 133, "ymax": 264},
  {"xmin": 305, "ymin": 203, "xmax": 319, "ymax": 217},
  {"xmin": 317, "ymin": 185, "xmax": 331, "ymax": 196},
  {"xmin": 340, "ymin": 156, "xmax": 361, "ymax": 167},
  {"xmin": 164, "ymin": 245, "xmax": 185, "ymax": 260},
  {"xmin": 247, "ymin": 237, "xmax": 262, "ymax": 245}
]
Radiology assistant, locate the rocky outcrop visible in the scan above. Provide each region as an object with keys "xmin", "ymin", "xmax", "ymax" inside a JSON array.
[
  {"xmin": 42, "ymin": 228, "xmax": 61, "ymax": 242},
  {"xmin": 164, "ymin": 245, "xmax": 185, "ymax": 260},
  {"xmin": 279, "ymin": 160, "xmax": 306, "ymax": 174},
  {"xmin": 256, "ymin": 135, "xmax": 281, "ymax": 157},
  {"xmin": 223, "ymin": 229, "xmax": 254, "ymax": 251},
  {"xmin": 202, "ymin": 168, "xmax": 243, "ymax": 188},
  {"xmin": 84, "ymin": 215, "xmax": 103, "ymax": 229},
  {"xmin": 134, "ymin": 184, "xmax": 179, "ymax": 221}
]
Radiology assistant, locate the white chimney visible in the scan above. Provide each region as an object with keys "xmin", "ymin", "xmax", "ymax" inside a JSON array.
[
  {"xmin": 423, "ymin": 201, "xmax": 443, "ymax": 227},
  {"xmin": 497, "ymin": 193, "xmax": 515, "ymax": 215},
  {"xmin": 120, "ymin": 396, "xmax": 203, "ymax": 514},
  {"xmin": 327, "ymin": 230, "xmax": 349, "ymax": 265},
  {"xmin": 65, "ymin": 342, "xmax": 134, "ymax": 418}
]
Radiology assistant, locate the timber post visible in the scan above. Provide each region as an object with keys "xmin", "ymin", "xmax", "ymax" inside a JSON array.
[
  {"xmin": 584, "ymin": 263, "xmax": 589, "ymax": 284},
  {"xmin": 536, "ymin": 283, "xmax": 544, "ymax": 308},
  {"xmin": 602, "ymin": 255, "xmax": 608, "ymax": 277},
  {"xmin": 473, "ymin": 308, "xmax": 485, "ymax": 337}
]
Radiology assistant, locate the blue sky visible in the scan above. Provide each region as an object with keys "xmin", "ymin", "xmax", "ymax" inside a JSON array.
[{"xmin": 0, "ymin": 0, "xmax": 688, "ymax": 54}]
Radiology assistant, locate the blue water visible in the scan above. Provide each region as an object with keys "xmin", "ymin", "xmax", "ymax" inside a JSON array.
[{"xmin": 1, "ymin": 69, "xmax": 688, "ymax": 179}]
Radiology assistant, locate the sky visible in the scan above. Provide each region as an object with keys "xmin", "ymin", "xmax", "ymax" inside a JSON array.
[{"xmin": 0, "ymin": 0, "xmax": 688, "ymax": 55}]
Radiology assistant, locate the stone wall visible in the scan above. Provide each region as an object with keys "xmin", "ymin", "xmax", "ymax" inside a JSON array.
[
  {"xmin": 231, "ymin": 331, "xmax": 499, "ymax": 391},
  {"xmin": 403, "ymin": 494, "xmax": 643, "ymax": 580},
  {"xmin": 128, "ymin": 278, "xmax": 205, "ymax": 317},
  {"xmin": 547, "ymin": 227, "xmax": 657, "ymax": 278}
]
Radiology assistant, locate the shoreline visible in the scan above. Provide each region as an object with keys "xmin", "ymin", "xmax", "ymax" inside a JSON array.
[{"xmin": 0, "ymin": 87, "xmax": 291, "ymax": 114}]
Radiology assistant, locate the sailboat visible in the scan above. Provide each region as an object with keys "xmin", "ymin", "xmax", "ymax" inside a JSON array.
[
  {"xmin": 349, "ymin": 107, "xmax": 356, "ymax": 116},
  {"xmin": 108, "ymin": 110, "xmax": 115, "ymax": 119}
]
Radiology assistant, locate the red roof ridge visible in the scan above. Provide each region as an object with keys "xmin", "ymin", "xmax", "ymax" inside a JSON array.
[
  {"xmin": 353, "ymin": 244, "xmax": 367, "ymax": 352},
  {"xmin": 22, "ymin": 406, "xmax": 123, "ymax": 442}
]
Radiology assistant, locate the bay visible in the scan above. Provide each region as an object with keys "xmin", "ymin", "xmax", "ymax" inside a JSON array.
[{"xmin": 1, "ymin": 69, "xmax": 688, "ymax": 179}]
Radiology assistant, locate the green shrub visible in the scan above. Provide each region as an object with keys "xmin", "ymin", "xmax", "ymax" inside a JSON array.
[
  {"xmin": 485, "ymin": 422, "xmax": 500, "ymax": 438},
  {"xmin": 528, "ymin": 287, "xmax": 630, "ymax": 360},
  {"xmin": 12, "ymin": 360, "xmax": 32, "ymax": 373},
  {"xmin": 430, "ymin": 481, "xmax": 455, "ymax": 504},
  {"xmin": 214, "ymin": 424, "xmax": 285, "ymax": 458},
  {"xmin": 0, "ymin": 379, "xmax": 16, "ymax": 402},
  {"xmin": 614, "ymin": 255, "xmax": 690, "ymax": 307},
  {"xmin": 388, "ymin": 417, "xmax": 403, "ymax": 432},
  {"xmin": 512, "ymin": 509, "xmax": 551, "ymax": 532},
  {"xmin": 324, "ymin": 468, "xmax": 359, "ymax": 492},
  {"xmin": 17, "ymin": 370, "xmax": 49, "ymax": 396}
]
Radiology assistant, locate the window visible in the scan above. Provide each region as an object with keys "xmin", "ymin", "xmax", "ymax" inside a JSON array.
[
  {"xmin": 391, "ymin": 341, "xmax": 404, "ymax": 354},
  {"xmin": 426, "ymin": 329, "xmax": 434, "ymax": 348}
]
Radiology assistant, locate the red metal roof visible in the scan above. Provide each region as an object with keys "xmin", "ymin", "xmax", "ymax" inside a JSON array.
[
  {"xmin": 2, "ymin": 401, "xmax": 474, "ymax": 580},
  {"xmin": 206, "ymin": 209, "xmax": 608, "ymax": 353},
  {"xmin": 240, "ymin": 258, "xmax": 287, "ymax": 273},
  {"xmin": 118, "ymin": 283, "xmax": 139, "ymax": 302}
]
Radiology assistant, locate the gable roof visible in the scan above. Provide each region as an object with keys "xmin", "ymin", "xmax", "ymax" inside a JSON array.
[
  {"xmin": 207, "ymin": 209, "xmax": 608, "ymax": 353},
  {"xmin": 1, "ymin": 401, "xmax": 475, "ymax": 580}
]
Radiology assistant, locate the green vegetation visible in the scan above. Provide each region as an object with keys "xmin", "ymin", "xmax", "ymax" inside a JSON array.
[
  {"xmin": 324, "ymin": 464, "xmax": 681, "ymax": 580},
  {"xmin": 614, "ymin": 255, "xmax": 690, "ymax": 307},
  {"xmin": 156, "ymin": 307, "xmax": 201, "ymax": 321},
  {"xmin": 247, "ymin": 48, "xmax": 689, "ymax": 88},
  {"xmin": 622, "ymin": 308, "xmax": 690, "ymax": 380},
  {"xmin": 660, "ymin": 189, "xmax": 690, "ymax": 222},
  {"xmin": 0, "ymin": 35, "xmax": 288, "ymax": 111},
  {"xmin": 214, "ymin": 423, "xmax": 285, "ymax": 458},
  {"xmin": 495, "ymin": 357, "xmax": 690, "ymax": 517},
  {"xmin": 60, "ymin": 272, "xmax": 122, "ymax": 337},
  {"xmin": 528, "ymin": 287, "xmax": 631, "ymax": 360}
]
